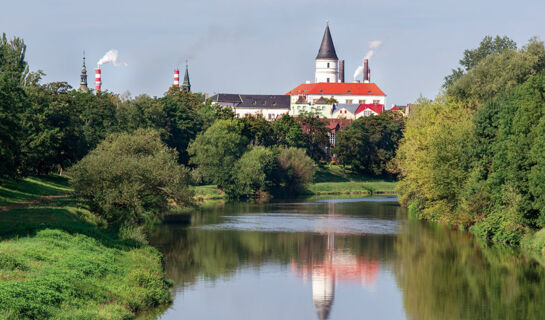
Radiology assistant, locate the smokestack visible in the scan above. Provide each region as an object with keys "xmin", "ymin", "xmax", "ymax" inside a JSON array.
[
  {"xmin": 173, "ymin": 69, "xmax": 180, "ymax": 87},
  {"xmin": 339, "ymin": 60, "xmax": 345, "ymax": 83},
  {"xmin": 363, "ymin": 59, "xmax": 369, "ymax": 83},
  {"xmin": 95, "ymin": 68, "xmax": 102, "ymax": 91}
]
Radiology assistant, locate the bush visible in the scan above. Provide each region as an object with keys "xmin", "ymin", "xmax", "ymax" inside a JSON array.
[
  {"xmin": 232, "ymin": 146, "xmax": 276, "ymax": 198},
  {"xmin": 275, "ymin": 147, "xmax": 316, "ymax": 194},
  {"xmin": 69, "ymin": 129, "xmax": 193, "ymax": 227}
]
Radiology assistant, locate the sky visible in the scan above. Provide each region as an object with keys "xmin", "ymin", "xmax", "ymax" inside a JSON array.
[{"xmin": 1, "ymin": 0, "xmax": 545, "ymax": 106}]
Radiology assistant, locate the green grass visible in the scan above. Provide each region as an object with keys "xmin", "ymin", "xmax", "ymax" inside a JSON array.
[
  {"xmin": 191, "ymin": 166, "xmax": 397, "ymax": 200},
  {"xmin": 0, "ymin": 177, "xmax": 172, "ymax": 319},
  {"xmin": 0, "ymin": 175, "xmax": 72, "ymax": 206},
  {"xmin": 193, "ymin": 185, "xmax": 227, "ymax": 201},
  {"xmin": 309, "ymin": 165, "xmax": 397, "ymax": 195}
]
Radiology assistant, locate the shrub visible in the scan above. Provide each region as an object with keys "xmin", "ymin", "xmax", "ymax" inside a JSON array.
[
  {"xmin": 69, "ymin": 129, "xmax": 193, "ymax": 227},
  {"xmin": 275, "ymin": 147, "xmax": 316, "ymax": 194}
]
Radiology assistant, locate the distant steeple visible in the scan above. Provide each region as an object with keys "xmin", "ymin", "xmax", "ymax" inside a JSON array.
[
  {"xmin": 79, "ymin": 52, "xmax": 89, "ymax": 92},
  {"xmin": 182, "ymin": 61, "xmax": 191, "ymax": 92},
  {"xmin": 316, "ymin": 22, "xmax": 338, "ymax": 60}
]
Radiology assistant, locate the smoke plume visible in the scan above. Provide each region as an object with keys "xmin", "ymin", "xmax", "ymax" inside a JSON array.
[
  {"xmin": 97, "ymin": 49, "xmax": 128, "ymax": 67},
  {"xmin": 353, "ymin": 40, "xmax": 382, "ymax": 80}
]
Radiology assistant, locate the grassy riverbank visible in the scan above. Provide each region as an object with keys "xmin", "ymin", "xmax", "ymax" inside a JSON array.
[
  {"xmin": 0, "ymin": 176, "xmax": 171, "ymax": 319},
  {"xmin": 193, "ymin": 165, "xmax": 397, "ymax": 200}
]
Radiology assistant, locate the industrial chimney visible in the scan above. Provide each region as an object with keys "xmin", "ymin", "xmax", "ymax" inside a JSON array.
[
  {"xmin": 95, "ymin": 68, "xmax": 102, "ymax": 92},
  {"xmin": 363, "ymin": 59, "xmax": 369, "ymax": 83},
  {"xmin": 173, "ymin": 69, "xmax": 180, "ymax": 87},
  {"xmin": 339, "ymin": 60, "xmax": 345, "ymax": 83}
]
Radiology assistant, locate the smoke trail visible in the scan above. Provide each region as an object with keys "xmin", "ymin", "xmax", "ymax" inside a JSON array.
[
  {"xmin": 354, "ymin": 40, "xmax": 382, "ymax": 79},
  {"xmin": 97, "ymin": 49, "xmax": 128, "ymax": 67}
]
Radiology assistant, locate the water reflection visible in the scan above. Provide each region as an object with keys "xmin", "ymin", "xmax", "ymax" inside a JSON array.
[{"xmin": 144, "ymin": 197, "xmax": 545, "ymax": 320}]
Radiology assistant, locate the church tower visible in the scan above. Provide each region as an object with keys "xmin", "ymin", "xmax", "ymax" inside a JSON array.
[
  {"xmin": 78, "ymin": 53, "xmax": 89, "ymax": 92},
  {"xmin": 182, "ymin": 62, "xmax": 191, "ymax": 92},
  {"xmin": 315, "ymin": 22, "xmax": 339, "ymax": 83}
]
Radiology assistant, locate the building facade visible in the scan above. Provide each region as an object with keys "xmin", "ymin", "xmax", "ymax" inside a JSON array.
[{"xmin": 209, "ymin": 94, "xmax": 290, "ymax": 120}]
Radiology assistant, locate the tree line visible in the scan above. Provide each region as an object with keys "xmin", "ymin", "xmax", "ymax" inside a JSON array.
[
  {"xmin": 1, "ymin": 33, "xmax": 405, "ymax": 227},
  {"xmin": 394, "ymin": 35, "xmax": 545, "ymax": 247}
]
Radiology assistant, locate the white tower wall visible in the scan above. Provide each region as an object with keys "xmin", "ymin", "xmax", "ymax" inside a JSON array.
[{"xmin": 315, "ymin": 59, "xmax": 338, "ymax": 83}]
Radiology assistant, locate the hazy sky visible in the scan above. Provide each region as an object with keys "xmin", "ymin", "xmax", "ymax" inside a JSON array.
[{"xmin": 1, "ymin": 0, "xmax": 544, "ymax": 105}]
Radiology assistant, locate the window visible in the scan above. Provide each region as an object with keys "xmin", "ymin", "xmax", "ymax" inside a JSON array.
[
  {"xmin": 346, "ymin": 99, "xmax": 352, "ymax": 104},
  {"xmin": 329, "ymin": 132, "xmax": 336, "ymax": 146},
  {"xmin": 364, "ymin": 110, "xmax": 372, "ymax": 116},
  {"xmin": 236, "ymin": 113, "xmax": 240, "ymax": 118},
  {"xmin": 359, "ymin": 100, "xmax": 365, "ymax": 104},
  {"xmin": 327, "ymin": 78, "xmax": 330, "ymax": 83},
  {"xmin": 373, "ymin": 100, "xmax": 380, "ymax": 104},
  {"xmin": 327, "ymin": 62, "xmax": 330, "ymax": 68}
]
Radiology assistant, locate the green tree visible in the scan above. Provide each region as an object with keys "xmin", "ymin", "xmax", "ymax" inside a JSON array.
[
  {"xmin": 234, "ymin": 146, "xmax": 276, "ymax": 198},
  {"xmin": 335, "ymin": 111, "xmax": 405, "ymax": 176},
  {"xmin": 19, "ymin": 81, "xmax": 87, "ymax": 174},
  {"xmin": 240, "ymin": 114, "xmax": 276, "ymax": 147},
  {"xmin": 69, "ymin": 129, "xmax": 193, "ymax": 226},
  {"xmin": 443, "ymin": 35, "xmax": 517, "ymax": 88},
  {"xmin": 273, "ymin": 114, "xmax": 306, "ymax": 149},
  {"xmin": 188, "ymin": 119, "xmax": 249, "ymax": 189},
  {"xmin": 297, "ymin": 112, "xmax": 330, "ymax": 161},
  {"xmin": 275, "ymin": 147, "xmax": 316, "ymax": 194}
]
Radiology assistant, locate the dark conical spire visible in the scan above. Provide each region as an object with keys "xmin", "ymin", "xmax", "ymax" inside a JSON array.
[
  {"xmin": 182, "ymin": 61, "xmax": 191, "ymax": 92},
  {"xmin": 316, "ymin": 22, "xmax": 338, "ymax": 60},
  {"xmin": 79, "ymin": 52, "xmax": 89, "ymax": 92}
]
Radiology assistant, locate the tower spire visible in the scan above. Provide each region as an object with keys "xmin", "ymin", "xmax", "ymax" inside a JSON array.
[
  {"xmin": 79, "ymin": 51, "xmax": 89, "ymax": 92},
  {"xmin": 182, "ymin": 60, "xmax": 191, "ymax": 92},
  {"xmin": 316, "ymin": 23, "xmax": 338, "ymax": 60}
]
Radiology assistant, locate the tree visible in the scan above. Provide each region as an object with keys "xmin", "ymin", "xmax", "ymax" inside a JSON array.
[
  {"xmin": 69, "ymin": 129, "xmax": 193, "ymax": 227},
  {"xmin": 273, "ymin": 114, "xmax": 306, "ymax": 149},
  {"xmin": 188, "ymin": 119, "xmax": 249, "ymax": 189},
  {"xmin": 234, "ymin": 146, "xmax": 276, "ymax": 198},
  {"xmin": 19, "ymin": 81, "xmax": 87, "ymax": 175},
  {"xmin": 335, "ymin": 111, "xmax": 405, "ymax": 176},
  {"xmin": 275, "ymin": 147, "xmax": 316, "ymax": 194},
  {"xmin": 297, "ymin": 112, "xmax": 330, "ymax": 161},
  {"xmin": 240, "ymin": 114, "xmax": 276, "ymax": 147},
  {"xmin": 443, "ymin": 35, "xmax": 517, "ymax": 88},
  {"xmin": 0, "ymin": 34, "xmax": 29, "ymax": 176}
]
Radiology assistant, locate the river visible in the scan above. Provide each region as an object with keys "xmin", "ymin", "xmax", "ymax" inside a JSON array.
[{"xmin": 142, "ymin": 196, "xmax": 545, "ymax": 320}]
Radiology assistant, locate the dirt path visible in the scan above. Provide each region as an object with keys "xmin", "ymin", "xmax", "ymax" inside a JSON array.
[{"xmin": 0, "ymin": 194, "xmax": 71, "ymax": 212}]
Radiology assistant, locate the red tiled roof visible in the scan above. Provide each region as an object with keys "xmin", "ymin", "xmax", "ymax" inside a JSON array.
[
  {"xmin": 286, "ymin": 82, "xmax": 386, "ymax": 96},
  {"xmin": 390, "ymin": 105, "xmax": 400, "ymax": 111},
  {"xmin": 355, "ymin": 104, "xmax": 384, "ymax": 115}
]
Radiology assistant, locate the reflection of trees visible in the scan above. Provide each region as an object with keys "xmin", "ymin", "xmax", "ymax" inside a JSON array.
[
  {"xmin": 394, "ymin": 221, "xmax": 545, "ymax": 320},
  {"xmin": 148, "ymin": 225, "xmax": 396, "ymax": 289}
]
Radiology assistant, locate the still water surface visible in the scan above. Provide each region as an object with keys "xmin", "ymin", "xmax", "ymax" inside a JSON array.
[{"xmin": 144, "ymin": 196, "xmax": 545, "ymax": 320}]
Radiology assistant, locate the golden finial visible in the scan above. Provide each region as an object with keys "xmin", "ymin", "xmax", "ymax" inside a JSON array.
[{"xmin": 326, "ymin": 19, "xmax": 329, "ymax": 24}]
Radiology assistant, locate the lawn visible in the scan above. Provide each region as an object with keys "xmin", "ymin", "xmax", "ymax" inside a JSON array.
[
  {"xmin": 0, "ymin": 177, "xmax": 172, "ymax": 319},
  {"xmin": 0, "ymin": 175, "xmax": 72, "ymax": 207}
]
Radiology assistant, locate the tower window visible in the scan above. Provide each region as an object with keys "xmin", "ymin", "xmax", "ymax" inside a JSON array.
[
  {"xmin": 327, "ymin": 62, "xmax": 330, "ymax": 68},
  {"xmin": 327, "ymin": 78, "xmax": 330, "ymax": 83}
]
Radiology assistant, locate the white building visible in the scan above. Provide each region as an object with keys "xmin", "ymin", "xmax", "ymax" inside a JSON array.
[
  {"xmin": 209, "ymin": 94, "xmax": 289, "ymax": 120},
  {"xmin": 287, "ymin": 23, "xmax": 387, "ymax": 119}
]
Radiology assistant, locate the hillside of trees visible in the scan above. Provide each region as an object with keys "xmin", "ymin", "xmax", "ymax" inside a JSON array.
[{"xmin": 395, "ymin": 35, "xmax": 545, "ymax": 248}]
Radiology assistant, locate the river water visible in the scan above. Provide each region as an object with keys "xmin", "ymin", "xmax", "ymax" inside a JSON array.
[{"xmin": 143, "ymin": 196, "xmax": 545, "ymax": 320}]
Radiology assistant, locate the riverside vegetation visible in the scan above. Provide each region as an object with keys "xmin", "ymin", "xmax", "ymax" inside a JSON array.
[
  {"xmin": 394, "ymin": 35, "xmax": 545, "ymax": 251},
  {"xmin": 0, "ymin": 33, "xmax": 403, "ymax": 318}
]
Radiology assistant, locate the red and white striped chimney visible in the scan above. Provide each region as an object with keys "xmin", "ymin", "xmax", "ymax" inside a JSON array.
[
  {"xmin": 173, "ymin": 69, "xmax": 180, "ymax": 87},
  {"xmin": 95, "ymin": 68, "xmax": 102, "ymax": 91}
]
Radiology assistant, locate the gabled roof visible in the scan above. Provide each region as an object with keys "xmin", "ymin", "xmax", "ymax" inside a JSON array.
[
  {"xmin": 332, "ymin": 103, "xmax": 359, "ymax": 115},
  {"xmin": 390, "ymin": 105, "xmax": 400, "ymax": 111},
  {"xmin": 286, "ymin": 82, "xmax": 386, "ymax": 96},
  {"xmin": 314, "ymin": 96, "xmax": 329, "ymax": 104},
  {"xmin": 316, "ymin": 24, "xmax": 338, "ymax": 60},
  {"xmin": 295, "ymin": 95, "xmax": 307, "ymax": 104},
  {"xmin": 210, "ymin": 93, "xmax": 290, "ymax": 109},
  {"xmin": 355, "ymin": 104, "xmax": 384, "ymax": 115}
]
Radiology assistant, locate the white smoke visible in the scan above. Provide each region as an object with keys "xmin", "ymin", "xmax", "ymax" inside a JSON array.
[
  {"xmin": 353, "ymin": 40, "xmax": 382, "ymax": 80},
  {"xmin": 97, "ymin": 49, "xmax": 128, "ymax": 67}
]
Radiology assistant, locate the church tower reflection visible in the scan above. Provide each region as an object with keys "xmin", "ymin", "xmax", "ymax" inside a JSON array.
[{"xmin": 291, "ymin": 200, "xmax": 379, "ymax": 320}]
